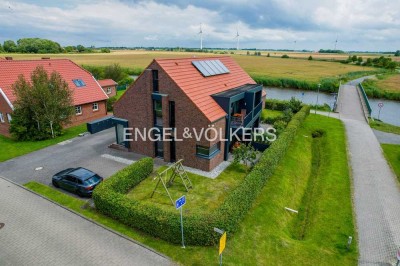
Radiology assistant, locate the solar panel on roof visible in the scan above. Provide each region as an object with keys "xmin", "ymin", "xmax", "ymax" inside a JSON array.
[
  {"xmin": 192, "ymin": 61, "xmax": 211, "ymax": 76},
  {"xmin": 192, "ymin": 59, "xmax": 229, "ymax": 77}
]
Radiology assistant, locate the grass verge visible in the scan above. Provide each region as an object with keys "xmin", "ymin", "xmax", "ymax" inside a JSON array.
[
  {"xmin": 0, "ymin": 124, "xmax": 87, "ymax": 162},
  {"xmin": 24, "ymin": 113, "xmax": 356, "ymax": 265},
  {"xmin": 369, "ymin": 119, "xmax": 400, "ymax": 135},
  {"xmin": 381, "ymin": 144, "xmax": 400, "ymax": 181}
]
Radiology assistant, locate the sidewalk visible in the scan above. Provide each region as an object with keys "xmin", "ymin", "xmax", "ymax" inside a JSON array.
[
  {"xmin": 338, "ymin": 85, "xmax": 400, "ymax": 265},
  {"xmin": 0, "ymin": 177, "xmax": 172, "ymax": 266}
]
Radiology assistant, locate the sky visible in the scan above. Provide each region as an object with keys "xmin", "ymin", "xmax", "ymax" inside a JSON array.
[{"xmin": 0, "ymin": 0, "xmax": 399, "ymax": 51}]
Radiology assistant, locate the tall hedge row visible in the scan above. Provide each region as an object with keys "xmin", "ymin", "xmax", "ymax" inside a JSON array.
[{"xmin": 93, "ymin": 106, "xmax": 311, "ymax": 245}]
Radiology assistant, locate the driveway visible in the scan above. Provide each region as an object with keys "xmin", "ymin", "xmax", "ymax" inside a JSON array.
[
  {"xmin": 0, "ymin": 177, "xmax": 172, "ymax": 266},
  {"xmin": 0, "ymin": 128, "xmax": 150, "ymax": 186}
]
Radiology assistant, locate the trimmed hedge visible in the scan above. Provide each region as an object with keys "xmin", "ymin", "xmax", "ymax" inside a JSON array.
[{"xmin": 93, "ymin": 106, "xmax": 311, "ymax": 246}]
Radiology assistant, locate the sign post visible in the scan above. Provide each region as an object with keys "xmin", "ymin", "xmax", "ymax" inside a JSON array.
[
  {"xmin": 214, "ymin": 227, "xmax": 226, "ymax": 266},
  {"xmin": 378, "ymin": 102, "xmax": 384, "ymax": 120},
  {"xmin": 175, "ymin": 195, "xmax": 186, "ymax": 248}
]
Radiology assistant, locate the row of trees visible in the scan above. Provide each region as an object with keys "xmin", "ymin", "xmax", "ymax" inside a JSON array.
[
  {"xmin": 344, "ymin": 55, "xmax": 398, "ymax": 70},
  {"xmin": 0, "ymin": 38, "xmax": 110, "ymax": 54}
]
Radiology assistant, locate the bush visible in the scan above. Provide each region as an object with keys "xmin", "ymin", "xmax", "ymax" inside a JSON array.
[
  {"xmin": 107, "ymin": 96, "xmax": 117, "ymax": 112},
  {"xmin": 281, "ymin": 54, "xmax": 290, "ymax": 58},
  {"xmin": 93, "ymin": 107, "xmax": 310, "ymax": 246}
]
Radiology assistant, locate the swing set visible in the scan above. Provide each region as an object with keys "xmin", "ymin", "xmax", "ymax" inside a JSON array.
[{"xmin": 151, "ymin": 159, "xmax": 193, "ymax": 206}]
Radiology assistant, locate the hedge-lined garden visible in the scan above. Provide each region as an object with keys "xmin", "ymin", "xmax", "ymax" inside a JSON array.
[{"xmin": 93, "ymin": 105, "xmax": 311, "ymax": 246}]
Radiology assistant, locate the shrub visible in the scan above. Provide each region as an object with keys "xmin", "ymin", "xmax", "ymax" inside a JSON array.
[
  {"xmin": 107, "ymin": 96, "xmax": 117, "ymax": 112},
  {"xmin": 281, "ymin": 54, "xmax": 290, "ymax": 58},
  {"xmin": 93, "ymin": 106, "xmax": 311, "ymax": 246}
]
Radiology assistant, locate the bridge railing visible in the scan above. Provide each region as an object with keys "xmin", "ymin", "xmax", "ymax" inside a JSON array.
[{"xmin": 358, "ymin": 83, "xmax": 372, "ymax": 115}]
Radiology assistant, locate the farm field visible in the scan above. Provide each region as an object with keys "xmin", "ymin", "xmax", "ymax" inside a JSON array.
[
  {"xmin": 3, "ymin": 50, "xmax": 375, "ymax": 82},
  {"xmin": 374, "ymin": 74, "xmax": 400, "ymax": 93}
]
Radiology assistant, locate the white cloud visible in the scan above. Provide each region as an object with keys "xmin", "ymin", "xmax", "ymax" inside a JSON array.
[{"xmin": 0, "ymin": 0, "xmax": 398, "ymax": 50}]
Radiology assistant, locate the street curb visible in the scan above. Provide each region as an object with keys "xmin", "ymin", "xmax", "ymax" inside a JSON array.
[{"xmin": 0, "ymin": 175, "xmax": 174, "ymax": 264}]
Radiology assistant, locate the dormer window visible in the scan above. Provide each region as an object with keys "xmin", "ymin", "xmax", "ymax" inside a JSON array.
[{"xmin": 73, "ymin": 79, "xmax": 86, "ymax": 87}]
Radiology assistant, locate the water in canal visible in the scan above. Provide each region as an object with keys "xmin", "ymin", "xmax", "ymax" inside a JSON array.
[
  {"xmin": 265, "ymin": 87, "xmax": 400, "ymax": 126},
  {"xmin": 265, "ymin": 87, "xmax": 337, "ymax": 109}
]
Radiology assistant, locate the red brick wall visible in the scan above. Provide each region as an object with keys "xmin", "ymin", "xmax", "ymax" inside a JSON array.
[
  {"xmin": 69, "ymin": 101, "xmax": 108, "ymax": 127},
  {"xmin": 0, "ymin": 93, "xmax": 13, "ymax": 137},
  {"xmin": 114, "ymin": 70, "xmax": 155, "ymax": 157},
  {"xmin": 114, "ymin": 62, "xmax": 226, "ymax": 171},
  {"xmin": 102, "ymin": 85, "xmax": 117, "ymax": 97}
]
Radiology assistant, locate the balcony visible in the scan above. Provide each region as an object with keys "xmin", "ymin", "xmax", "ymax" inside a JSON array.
[{"xmin": 231, "ymin": 111, "xmax": 253, "ymax": 128}]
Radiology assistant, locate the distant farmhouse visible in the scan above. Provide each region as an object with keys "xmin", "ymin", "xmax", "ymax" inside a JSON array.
[
  {"xmin": 98, "ymin": 79, "xmax": 118, "ymax": 97},
  {"xmin": 114, "ymin": 56, "xmax": 266, "ymax": 171},
  {"xmin": 0, "ymin": 58, "xmax": 109, "ymax": 136}
]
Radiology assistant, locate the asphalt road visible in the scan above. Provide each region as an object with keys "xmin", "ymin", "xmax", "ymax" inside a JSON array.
[
  {"xmin": 0, "ymin": 128, "xmax": 147, "ymax": 186},
  {"xmin": 0, "ymin": 177, "xmax": 172, "ymax": 266}
]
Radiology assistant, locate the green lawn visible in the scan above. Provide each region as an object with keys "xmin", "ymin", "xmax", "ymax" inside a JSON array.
[
  {"xmin": 0, "ymin": 124, "xmax": 87, "ymax": 162},
  {"xmin": 127, "ymin": 164, "xmax": 247, "ymax": 213},
  {"xmin": 381, "ymin": 144, "xmax": 400, "ymax": 181},
  {"xmin": 115, "ymin": 89, "xmax": 127, "ymax": 100},
  {"xmin": 261, "ymin": 109, "xmax": 283, "ymax": 121},
  {"xmin": 24, "ymin": 114, "xmax": 356, "ymax": 265},
  {"xmin": 370, "ymin": 119, "xmax": 400, "ymax": 135}
]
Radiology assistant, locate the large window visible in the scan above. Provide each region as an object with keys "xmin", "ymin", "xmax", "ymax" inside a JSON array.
[
  {"xmin": 72, "ymin": 79, "xmax": 86, "ymax": 87},
  {"xmin": 153, "ymin": 99, "xmax": 162, "ymax": 126},
  {"xmin": 75, "ymin": 106, "xmax": 82, "ymax": 115},
  {"xmin": 169, "ymin": 101, "xmax": 175, "ymax": 127},
  {"xmin": 0, "ymin": 112, "xmax": 4, "ymax": 123},
  {"xmin": 152, "ymin": 70, "xmax": 159, "ymax": 92},
  {"xmin": 196, "ymin": 142, "xmax": 220, "ymax": 158}
]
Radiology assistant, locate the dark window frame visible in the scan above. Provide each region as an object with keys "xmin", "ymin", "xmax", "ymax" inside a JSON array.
[
  {"xmin": 196, "ymin": 142, "xmax": 221, "ymax": 159},
  {"xmin": 152, "ymin": 70, "xmax": 159, "ymax": 92},
  {"xmin": 153, "ymin": 99, "xmax": 163, "ymax": 126}
]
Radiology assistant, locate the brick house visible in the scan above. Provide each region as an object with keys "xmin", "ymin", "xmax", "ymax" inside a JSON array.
[
  {"xmin": 114, "ymin": 56, "xmax": 266, "ymax": 171},
  {"xmin": 0, "ymin": 58, "xmax": 109, "ymax": 137},
  {"xmin": 98, "ymin": 79, "xmax": 118, "ymax": 97}
]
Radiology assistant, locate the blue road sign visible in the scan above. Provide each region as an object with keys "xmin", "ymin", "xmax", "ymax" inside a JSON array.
[{"xmin": 175, "ymin": 195, "xmax": 186, "ymax": 209}]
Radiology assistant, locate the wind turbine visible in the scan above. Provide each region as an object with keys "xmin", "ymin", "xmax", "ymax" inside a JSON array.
[
  {"xmin": 235, "ymin": 27, "xmax": 240, "ymax": 50},
  {"xmin": 199, "ymin": 23, "xmax": 203, "ymax": 50},
  {"xmin": 334, "ymin": 35, "xmax": 338, "ymax": 50}
]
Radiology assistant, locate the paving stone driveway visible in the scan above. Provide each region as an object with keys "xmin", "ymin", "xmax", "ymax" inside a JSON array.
[{"xmin": 0, "ymin": 177, "xmax": 172, "ymax": 266}]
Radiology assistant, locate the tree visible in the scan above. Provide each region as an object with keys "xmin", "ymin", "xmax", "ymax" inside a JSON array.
[
  {"xmin": 395, "ymin": 50, "xmax": 400, "ymax": 57},
  {"xmin": 10, "ymin": 66, "xmax": 74, "ymax": 140},
  {"xmin": 3, "ymin": 40, "xmax": 17, "ymax": 52},
  {"xmin": 386, "ymin": 61, "xmax": 397, "ymax": 71},
  {"xmin": 357, "ymin": 56, "xmax": 363, "ymax": 63},
  {"xmin": 0, "ymin": 43, "xmax": 3, "ymax": 53},
  {"xmin": 351, "ymin": 55, "xmax": 357, "ymax": 62},
  {"xmin": 233, "ymin": 142, "xmax": 259, "ymax": 168},
  {"xmin": 16, "ymin": 38, "xmax": 62, "ymax": 53},
  {"xmin": 104, "ymin": 63, "xmax": 125, "ymax": 82},
  {"xmin": 308, "ymin": 55, "xmax": 313, "ymax": 60},
  {"xmin": 76, "ymin": 45, "xmax": 85, "ymax": 52}
]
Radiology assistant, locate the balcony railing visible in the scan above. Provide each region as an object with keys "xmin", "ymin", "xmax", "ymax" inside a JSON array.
[
  {"xmin": 254, "ymin": 102, "xmax": 263, "ymax": 116},
  {"xmin": 231, "ymin": 111, "xmax": 253, "ymax": 128}
]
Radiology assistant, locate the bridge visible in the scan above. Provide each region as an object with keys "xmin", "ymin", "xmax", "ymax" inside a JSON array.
[{"xmin": 335, "ymin": 78, "xmax": 400, "ymax": 265}]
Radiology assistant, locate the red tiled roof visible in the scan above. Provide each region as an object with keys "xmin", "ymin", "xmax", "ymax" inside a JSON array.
[
  {"xmin": 0, "ymin": 59, "xmax": 108, "ymax": 106},
  {"xmin": 155, "ymin": 56, "xmax": 256, "ymax": 122},
  {"xmin": 98, "ymin": 79, "xmax": 117, "ymax": 87}
]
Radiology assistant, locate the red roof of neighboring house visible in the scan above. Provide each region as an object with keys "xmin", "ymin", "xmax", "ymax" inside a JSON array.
[
  {"xmin": 98, "ymin": 79, "xmax": 118, "ymax": 87},
  {"xmin": 0, "ymin": 59, "xmax": 108, "ymax": 106},
  {"xmin": 155, "ymin": 56, "xmax": 256, "ymax": 122}
]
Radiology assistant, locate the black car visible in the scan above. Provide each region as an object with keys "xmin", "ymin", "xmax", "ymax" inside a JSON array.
[{"xmin": 52, "ymin": 167, "xmax": 103, "ymax": 197}]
